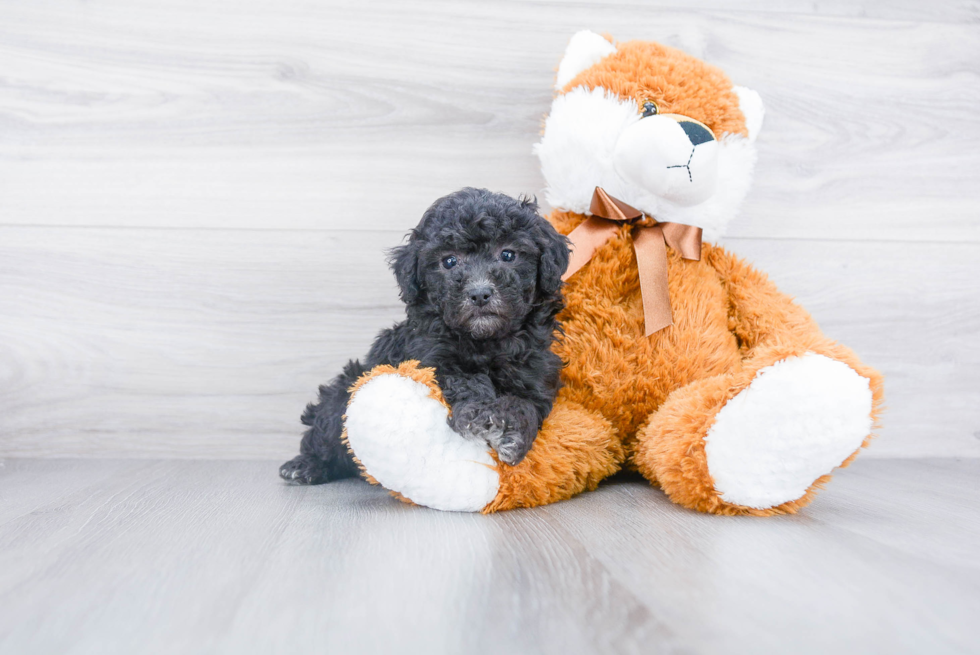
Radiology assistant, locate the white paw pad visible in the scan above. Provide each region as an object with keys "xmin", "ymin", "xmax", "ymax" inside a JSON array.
[
  {"xmin": 704, "ymin": 353, "xmax": 873, "ymax": 509},
  {"xmin": 344, "ymin": 374, "xmax": 499, "ymax": 512}
]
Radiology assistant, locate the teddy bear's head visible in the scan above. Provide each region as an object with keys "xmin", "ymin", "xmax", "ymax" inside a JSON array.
[{"xmin": 534, "ymin": 31, "xmax": 764, "ymax": 240}]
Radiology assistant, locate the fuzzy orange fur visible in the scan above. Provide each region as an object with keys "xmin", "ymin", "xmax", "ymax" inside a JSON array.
[
  {"xmin": 483, "ymin": 390, "xmax": 622, "ymax": 513},
  {"xmin": 544, "ymin": 224, "xmax": 884, "ymax": 515},
  {"xmin": 349, "ymin": 41, "xmax": 883, "ymax": 515},
  {"xmin": 537, "ymin": 42, "xmax": 882, "ymax": 514},
  {"xmin": 343, "ymin": 361, "xmax": 623, "ymax": 512},
  {"xmin": 560, "ymin": 39, "xmax": 750, "ymax": 138},
  {"xmin": 629, "ymin": 250, "xmax": 886, "ymax": 515}
]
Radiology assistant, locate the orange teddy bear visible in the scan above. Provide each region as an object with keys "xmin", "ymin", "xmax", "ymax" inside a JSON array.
[{"xmin": 343, "ymin": 32, "xmax": 884, "ymax": 516}]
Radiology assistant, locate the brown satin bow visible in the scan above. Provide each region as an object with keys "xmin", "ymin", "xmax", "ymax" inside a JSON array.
[{"xmin": 561, "ymin": 187, "xmax": 703, "ymax": 336}]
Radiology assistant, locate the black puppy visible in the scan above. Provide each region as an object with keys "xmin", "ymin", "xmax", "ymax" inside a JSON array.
[{"xmin": 280, "ymin": 188, "xmax": 570, "ymax": 485}]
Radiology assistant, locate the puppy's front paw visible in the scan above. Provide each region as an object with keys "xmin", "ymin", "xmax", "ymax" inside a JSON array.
[
  {"xmin": 486, "ymin": 428, "xmax": 532, "ymax": 466},
  {"xmin": 450, "ymin": 402, "xmax": 505, "ymax": 444}
]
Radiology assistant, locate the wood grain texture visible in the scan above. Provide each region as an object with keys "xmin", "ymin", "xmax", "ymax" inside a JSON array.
[
  {"xmin": 1, "ymin": 227, "xmax": 978, "ymax": 459},
  {"xmin": 0, "ymin": 457, "xmax": 977, "ymax": 654},
  {"xmin": 0, "ymin": 0, "xmax": 978, "ymax": 460},
  {"xmin": 0, "ymin": 1, "xmax": 978, "ymax": 241}
]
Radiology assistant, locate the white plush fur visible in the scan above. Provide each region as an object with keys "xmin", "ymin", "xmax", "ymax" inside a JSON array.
[
  {"xmin": 703, "ymin": 353, "xmax": 874, "ymax": 510},
  {"xmin": 344, "ymin": 374, "xmax": 500, "ymax": 513},
  {"xmin": 534, "ymin": 86, "xmax": 758, "ymax": 241},
  {"xmin": 555, "ymin": 30, "xmax": 617, "ymax": 89},
  {"xmin": 613, "ymin": 115, "xmax": 719, "ymax": 206},
  {"xmin": 734, "ymin": 86, "xmax": 765, "ymax": 142}
]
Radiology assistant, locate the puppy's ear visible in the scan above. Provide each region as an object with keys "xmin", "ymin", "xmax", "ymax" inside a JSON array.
[
  {"xmin": 388, "ymin": 236, "xmax": 423, "ymax": 305},
  {"xmin": 528, "ymin": 203, "xmax": 570, "ymax": 300},
  {"xmin": 537, "ymin": 228, "xmax": 570, "ymax": 299}
]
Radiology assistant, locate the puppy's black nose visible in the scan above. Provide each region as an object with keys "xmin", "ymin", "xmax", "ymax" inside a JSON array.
[{"xmin": 467, "ymin": 285, "xmax": 494, "ymax": 307}]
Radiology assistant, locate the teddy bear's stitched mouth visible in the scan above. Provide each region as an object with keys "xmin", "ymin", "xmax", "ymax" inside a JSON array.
[{"xmin": 666, "ymin": 147, "xmax": 696, "ymax": 183}]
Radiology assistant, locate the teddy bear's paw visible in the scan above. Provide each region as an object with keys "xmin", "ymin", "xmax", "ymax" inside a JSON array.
[
  {"xmin": 703, "ymin": 353, "xmax": 873, "ymax": 510},
  {"xmin": 344, "ymin": 371, "xmax": 500, "ymax": 512}
]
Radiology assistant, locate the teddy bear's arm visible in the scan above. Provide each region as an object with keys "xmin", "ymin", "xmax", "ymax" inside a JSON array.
[
  {"xmin": 705, "ymin": 246, "xmax": 820, "ymax": 351},
  {"xmin": 705, "ymin": 246, "xmax": 874, "ymax": 379},
  {"xmin": 343, "ymin": 361, "xmax": 622, "ymax": 512},
  {"xmin": 705, "ymin": 244, "xmax": 883, "ymax": 397}
]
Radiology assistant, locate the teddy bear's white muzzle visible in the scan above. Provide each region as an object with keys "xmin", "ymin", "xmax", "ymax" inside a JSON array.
[{"xmin": 613, "ymin": 114, "xmax": 719, "ymax": 206}]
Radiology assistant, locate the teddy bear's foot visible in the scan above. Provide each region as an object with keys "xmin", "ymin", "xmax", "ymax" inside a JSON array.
[
  {"xmin": 343, "ymin": 362, "xmax": 500, "ymax": 512},
  {"xmin": 704, "ymin": 353, "xmax": 873, "ymax": 510},
  {"xmin": 635, "ymin": 352, "xmax": 877, "ymax": 515}
]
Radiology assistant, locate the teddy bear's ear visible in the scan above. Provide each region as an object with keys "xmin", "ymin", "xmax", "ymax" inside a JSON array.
[
  {"xmin": 733, "ymin": 86, "xmax": 765, "ymax": 142},
  {"xmin": 555, "ymin": 31, "xmax": 617, "ymax": 90}
]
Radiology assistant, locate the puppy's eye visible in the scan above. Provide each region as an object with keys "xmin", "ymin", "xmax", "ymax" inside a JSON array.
[
  {"xmin": 441, "ymin": 255, "xmax": 458, "ymax": 270},
  {"xmin": 500, "ymin": 250, "xmax": 516, "ymax": 262}
]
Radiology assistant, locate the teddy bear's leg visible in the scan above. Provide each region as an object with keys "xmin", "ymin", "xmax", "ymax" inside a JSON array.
[
  {"xmin": 344, "ymin": 362, "xmax": 622, "ymax": 513},
  {"xmin": 629, "ymin": 246, "xmax": 883, "ymax": 515},
  {"xmin": 632, "ymin": 339, "xmax": 883, "ymax": 516}
]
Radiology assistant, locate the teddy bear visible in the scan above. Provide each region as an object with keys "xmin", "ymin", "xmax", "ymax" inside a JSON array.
[{"xmin": 341, "ymin": 31, "xmax": 884, "ymax": 516}]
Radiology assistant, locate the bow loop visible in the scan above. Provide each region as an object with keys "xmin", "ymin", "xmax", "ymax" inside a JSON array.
[
  {"xmin": 561, "ymin": 187, "xmax": 702, "ymax": 336},
  {"xmin": 589, "ymin": 186, "xmax": 643, "ymax": 222}
]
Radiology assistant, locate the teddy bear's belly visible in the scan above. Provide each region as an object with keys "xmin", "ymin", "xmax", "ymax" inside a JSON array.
[{"xmin": 556, "ymin": 253, "xmax": 741, "ymax": 442}]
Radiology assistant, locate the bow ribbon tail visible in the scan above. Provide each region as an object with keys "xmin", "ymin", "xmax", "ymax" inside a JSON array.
[
  {"xmin": 561, "ymin": 216, "xmax": 621, "ymax": 282},
  {"xmin": 660, "ymin": 222, "xmax": 703, "ymax": 261},
  {"xmin": 632, "ymin": 225, "xmax": 673, "ymax": 336},
  {"xmin": 561, "ymin": 187, "xmax": 702, "ymax": 336}
]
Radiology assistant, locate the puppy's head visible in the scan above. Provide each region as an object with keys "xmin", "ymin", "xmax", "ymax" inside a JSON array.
[{"xmin": 390, "ymin": 188, "xmax": 569, "ymax": 340}]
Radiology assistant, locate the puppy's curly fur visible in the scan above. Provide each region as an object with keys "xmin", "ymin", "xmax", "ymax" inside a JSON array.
[{"xmin": 280, "ymin": 188, "xmax": 570, "ymax": 484}]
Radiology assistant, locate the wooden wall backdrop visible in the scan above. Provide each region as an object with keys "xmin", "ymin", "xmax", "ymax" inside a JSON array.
[{"xmin": 1, "ymin": 0, "xmax": 978, "ymax": 459}]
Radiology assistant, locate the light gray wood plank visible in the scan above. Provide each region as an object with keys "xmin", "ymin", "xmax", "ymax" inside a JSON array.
[
  {"xmin": 0, "ymin": 459, "xmax": 139, "ymax": 526},
  {"xmin": 0, "ymin": 227, "xmax": 402, "ymax": 459},
  {"xmin": 0, "ymin": 2, "xmax": 977, "ymax": 242},
  {"xmin": 806, "ymin": 458, "xmax": 980, "ymax": 570},
  {"xmin": 543, "ymin": 458, "xmax": 980, "ymax": 655},
  {"xmin": 0, "ymin": 457, "xmax": 976, "ymax": 654},
  {"xmin": 222, "ymin": 481, "xmax": 676, "ymax": 655},
  {"xmin": 0, "ymin": 460, "xmax": 305, "ymax": 655},
  {"xmin": 0, "ymin": 230, "xmax": 404, "ymax": 457},
  {"xmin": 1, "ymin": 228, "xmax": 977, "ymax": 459},
  {"xmin": 0, "ymin": 459, "xmax": 674, "ymax": 655}
]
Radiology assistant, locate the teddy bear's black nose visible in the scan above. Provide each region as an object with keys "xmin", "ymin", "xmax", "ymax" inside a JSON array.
[{"xmin": 678, "ymin": 120, "xmax": 715, "ymax": 146}]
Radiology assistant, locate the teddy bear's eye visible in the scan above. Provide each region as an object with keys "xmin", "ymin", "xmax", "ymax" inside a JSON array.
[
  {"xmin": 442, "ymin": 255, "xmax": 458, "ymax": 269},
  {"xmin": 500, "ymin": 250, "xmax": 516, "ymax": 263},
  {"xmin": 641, "ymin": 100, "xmax": 659, "ymax": 117}
]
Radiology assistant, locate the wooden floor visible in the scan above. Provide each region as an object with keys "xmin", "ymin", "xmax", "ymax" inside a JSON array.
[{"xmin": 0, "ymin": 457, "xmax": 977, "ymax": 654}]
